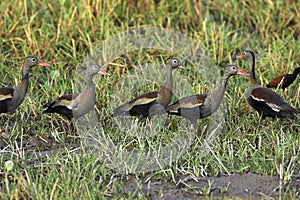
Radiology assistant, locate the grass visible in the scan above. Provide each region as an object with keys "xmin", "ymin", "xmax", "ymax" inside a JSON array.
[{"xmin": 0, "ymin": 0, "xmax": 300, "ymax": 198}]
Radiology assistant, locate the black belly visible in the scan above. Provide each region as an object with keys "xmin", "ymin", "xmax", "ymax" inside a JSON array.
[
  {"xmin": 173, "ymin": 107, "xmax": 202, "ymax": 123},
  {"xmin": 0, "ymin": 100, "xmax": 10, "ymax": 113},
  {"xmin": 44, "ymin": 105, "xmax": 74, "ymax": 120},
  {"xmin": 247, "ymin": 97, "xmax": 295, "ymax": 119},
  {"xmin": 129, "ymin": 101, "xmax": 163, "ymax": 118}
]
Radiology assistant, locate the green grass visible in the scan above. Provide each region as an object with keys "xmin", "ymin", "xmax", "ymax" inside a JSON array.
[{"xmin": 0, "ymin": 0, "xmax": 300, "ymax": 199}]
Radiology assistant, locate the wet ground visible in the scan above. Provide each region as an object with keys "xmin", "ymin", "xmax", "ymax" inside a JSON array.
[
  {"xmin": 124, "ymin": 172, "xmax": 300, "ymax": 199},
  {"xmin": 1, "ymin": 136, "xmax": 300, "ymax": 198}
]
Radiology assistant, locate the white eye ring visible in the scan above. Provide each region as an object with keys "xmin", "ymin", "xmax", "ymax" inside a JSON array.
[{"xmin": 243, "ymin": 52, "xmax": 246, "ymax": 55}]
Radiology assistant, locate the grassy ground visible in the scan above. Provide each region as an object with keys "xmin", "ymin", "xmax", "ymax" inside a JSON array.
[{"xmin": 0, "ymin": 0, "xmax": 299, "ymax": 199}]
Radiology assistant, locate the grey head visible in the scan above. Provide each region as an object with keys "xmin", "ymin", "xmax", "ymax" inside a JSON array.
[
  {"xmin": 22, "ymin": 56, "xmax": 50, "ymax": 74},
  {"xmin": 166, "ymin": 58, "xmax": 185, "ymax": 69},
  {"xmin": 84, "ymin": 64, "xmax": 110, "ymax": 77},
  {"xmin": 223, "ymin": 65, "xmax": 249, "ymax": 78},
  {"xmin": 239, "ymin": 49, "xmax": 255, "ymax": 63},
  {"xmin": 24, "ymin": 56, "xmax": 40, "ymax": 67}
]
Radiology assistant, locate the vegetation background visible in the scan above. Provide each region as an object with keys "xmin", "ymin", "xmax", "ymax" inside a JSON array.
[{"xmin": 0, "ymin": 0, "xmax": 299, "ymax": 198}]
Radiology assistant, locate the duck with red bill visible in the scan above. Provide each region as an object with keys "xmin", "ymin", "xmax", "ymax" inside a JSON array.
[
  {"xmin": 0, "ymin": 56, "xmax": 50, "ymax": 113},
  {"xmin": 112, "ymin": 58, "xmax": 185, "ymax": 119},
  {"xmin": 43, "ymin": 64, "xmax": 109, "ymax": 120},
  {"xmin": 165, "ymin": 65, "xmax": 249, "ymax": 129},
  {"xmin": 236, "ymin": 49, "xmax": 298, "ymax": 120}
]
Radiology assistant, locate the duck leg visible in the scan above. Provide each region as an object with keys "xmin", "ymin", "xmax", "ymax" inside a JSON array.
[{"xmin": 191, "ymin": 121, "xmax": 198, "ymax": 132}]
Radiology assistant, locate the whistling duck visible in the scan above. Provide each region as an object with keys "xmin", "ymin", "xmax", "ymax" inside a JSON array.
[
  {"xmin": 43, "ymin": 64, "xmax": 109, "ymax": 120},
  {"xmin": 165, "ymin": 65, "xmax": 249, "ymax": 126},
  {"xmin": 236, "ymin": 49, "xmax": 298, "ymax": 120},
  {"xmin": 266, "ymin": 67, "xmax": 300, "ymax": 91},
  {"xmin": 112, "ymin": 58, "xmax": 185, "ymax": 118},
  {"xmin": 0, "ymin": 56, "xmax": 50, "ymax": 113}
]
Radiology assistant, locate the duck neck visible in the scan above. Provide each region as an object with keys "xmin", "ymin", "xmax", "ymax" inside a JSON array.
[
  {"xmin": 16, "ymin": 67, "xmax": 30, "ymax": 99},
  {"xmin": 164, "ymin": 66, "xmax": 173, "ymax": 90},
  {"xmin": 81, "ymin": 74, "xmax": 96, "ymax": 105},
  {"xmin": 248, "ymin": 52, "xmax": 259, "ymax": 86},
  {"xmin": 210, "ymin": 76, "xmax": 228, "ymax": 105},
  {"xmin": 291, "ymin": 69, "xmax": 300, "ymax": 80},
  {"xmin": 86, "ymin": 74, "xmax": 95, "ymax": 90}
]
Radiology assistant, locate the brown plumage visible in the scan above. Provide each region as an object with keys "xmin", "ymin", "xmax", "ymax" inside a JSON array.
[
  {"xmin": 166, "ymin": 65, "xmax": 249, "ymax": 126},
  {"xmin": 43, "ymin": 64, "xmax": 109, "ymax": 120},
  {"xmin": 112, "ymin": 58, "xmax": 185, "ymax": 118},
  {"xmin": 266, "ymin": 67, "xmax": 300, "ymax": 90},
  {"xmin": 0, "ymin": 56, "xmax": 50, "ymax": 113},
  {"xmin": 236, "ymin": 49, "xmax": 298, "ymax": 120}
]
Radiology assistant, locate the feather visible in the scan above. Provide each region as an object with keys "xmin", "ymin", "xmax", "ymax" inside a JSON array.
[{"xmin": 0, "ymin": 87, "xmax": 14, "ymax": 101}]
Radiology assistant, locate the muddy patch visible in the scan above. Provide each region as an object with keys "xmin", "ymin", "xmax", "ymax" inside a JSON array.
[
  {"xmin": 0, "ymin": 135, "xmax": 80, "ymax": 163},
  {"xmin": 1, "ymin": 136, "xmax": 299, "ymax": 198},
  {"xmin": 123, "ymin": 172, "xmax": 300, "ymax": 198}
]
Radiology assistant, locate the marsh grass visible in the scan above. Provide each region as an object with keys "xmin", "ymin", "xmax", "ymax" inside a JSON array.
[{"xmin": 0, "ymin": 0, "xmax": 299, "ymax": 198}]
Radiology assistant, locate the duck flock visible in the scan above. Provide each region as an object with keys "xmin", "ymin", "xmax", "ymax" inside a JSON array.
[{"xmin": 0, "ymin": 49, "xmax": 299, "ymax": 131}]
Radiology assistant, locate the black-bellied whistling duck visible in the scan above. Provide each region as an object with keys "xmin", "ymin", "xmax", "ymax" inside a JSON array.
[
  {"xmin": 266, "ymin": 67, "xmax": 300, "ymax": 91},
  {"xmin": 165, "ymin": 65, "xmax": 249, "ymax": 127},
  {"xmin": 43, "ymin": 64, "xmax": 109, "ymax": 120},
  {"xmin": 112, "ymin": 58, "xmax": 185, "ymax": 118},
  {"xmin": 0, "ymin": 56, "xmax": 50, "ymax": 113},
  {"xmin": 236, "ymin": 49, "xmax": 298, "ymax": 120}
]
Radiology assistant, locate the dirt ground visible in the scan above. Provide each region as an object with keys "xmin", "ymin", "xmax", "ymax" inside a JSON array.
[
  {"xmin": 1, "ymin": 136, "xmax": 300, "ymax": 199},
  {"xmin": 124, "ymin": 172, "xmax": 300, "ymax": 199}
]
